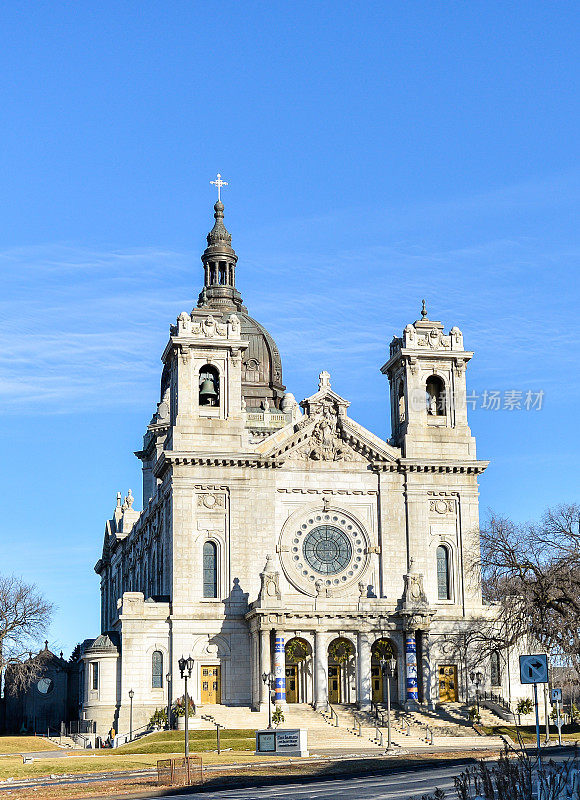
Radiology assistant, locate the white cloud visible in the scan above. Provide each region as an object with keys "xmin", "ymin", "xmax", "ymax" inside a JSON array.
[{"xmin": 2, "ymin": 179, "xmax": 579, "ymax": 414}]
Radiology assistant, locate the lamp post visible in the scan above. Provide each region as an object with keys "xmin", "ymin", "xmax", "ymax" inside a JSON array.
[
  {"xmin": 380, "ymin": 654, "xmax": 397, "ymax": 752},
  {"xmin": 262, "ymin": 672, "xmax": 275, "ymax": 729},
  {"xmin": 470, "ymin": 670, "xmax": 483, "ymax": 713},
  {"xmin": 178, "ymin": 655, "xmax": 194, "ymax": 758},
  {"xmin": 166, "ymin": 672, "xmax": 172, "ymax": 731},
  {"xmin": 128, "ymin": 689, "xmax": 134, "ymax": 741}
]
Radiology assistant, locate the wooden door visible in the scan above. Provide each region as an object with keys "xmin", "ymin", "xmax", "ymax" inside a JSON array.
[
  {"xmin": 328, "ymin": 665, "xmax": 341, "ymax": 704},
  {"xmin": 285, "ymin": 665, "xmax": 298, "ymax": 703},
  {"xmin": 201, "ymin": 665, "xmax": 221, "ymax": 704},
  {"xmin": 371, "ymin": 665, "xmax": 383, "ymax": 703},
  {"xmin": 438, "ymin": 665, "xmax": 458, "ymax": 702}
]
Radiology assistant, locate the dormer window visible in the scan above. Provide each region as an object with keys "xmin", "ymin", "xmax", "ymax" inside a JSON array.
[
  {"xmin": 426, "ymin": 376, "xmax": 446, "ymax": 416},
  {"xmin": 199, "ymin": 365, "xmax": 220, "ymax": 407}
]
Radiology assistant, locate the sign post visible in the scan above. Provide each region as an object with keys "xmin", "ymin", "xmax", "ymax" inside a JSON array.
[
  {"xmin": 519, "ymin": 654, "xmax": 549, "ymax": 771},
  {"xmin": 551, "ymin": 688, "xmax": 562, "ymax": 746}
]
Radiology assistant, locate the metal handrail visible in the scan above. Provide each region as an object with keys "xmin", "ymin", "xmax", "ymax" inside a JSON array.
[
  {"xmin": 352, "ymin": 712, "xmax": 362, "ymax": 737},
  {"xmin": 481, "ymin": 690, "xmax": 512, "ymax": 712},
  {"xmin": 425, "ymin": 725, "xmax": 434, "ymax": 745},
  {"xmin": 327, "ymin": 704, "xmax": 339, "ymax": 727},
  {"xmin": 374, "ymin": 725, "xmax": 384, "ymax": 747},
  {"xmin": 114, "ymin": 722, "xmax": 152, "ymax": 745}
]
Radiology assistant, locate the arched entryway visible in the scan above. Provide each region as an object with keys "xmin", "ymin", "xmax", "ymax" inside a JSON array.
[
  {"xmin": 284, "ymin": 638, "xmax": 312, "ymax": 704},
  {"xmin": 371, "ymin": 638, "xmax": 398, "ymax": 705},
  {"xmin": 328, "ymin": 637, "xmax": 356, "ymax": 704}
]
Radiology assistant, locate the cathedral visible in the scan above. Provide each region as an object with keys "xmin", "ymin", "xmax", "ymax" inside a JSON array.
[{"xmin": 81, "ymin": 188, "xmax": 523, "ymax": 737}]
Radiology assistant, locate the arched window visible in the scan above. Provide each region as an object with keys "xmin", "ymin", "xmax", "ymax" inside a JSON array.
[
  {"xmin": 436, "ymin": 545, "xmax": 451, "ymax": 600},
  {"xmin": 426, "ymin": 375, "xmax": 446, "ymax": 416},
  {"xmin": 152, "ymin": 650, "xmax": 163, "ymax": 688},
  {"xmin": 199, "ymin": 365, "xmax": 220, "ymax": 407},
  {"xmin": 203, "ymin": 541, "xmax": 218, "ymax": 598},
  {"xmin": 490, "ymin": 651, "xmax": 501, "ymax": 686}
]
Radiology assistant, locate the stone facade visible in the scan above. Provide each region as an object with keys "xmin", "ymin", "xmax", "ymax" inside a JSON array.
[
  {"xmin": 83, "ymin": 200, "xmax": 531, "ymax": 737},
  {"xmin": 3, "ymin": 645, "xmax": 76, "ymax": 734}
]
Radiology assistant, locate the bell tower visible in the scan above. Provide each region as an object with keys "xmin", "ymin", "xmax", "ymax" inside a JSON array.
[
  {"xmin": 381, "ymin": 302, "xmax": 477, "ymax": 459},
  {"xmin": 197, "ymin": 174, "xmax": 245, "ymax": 312}
]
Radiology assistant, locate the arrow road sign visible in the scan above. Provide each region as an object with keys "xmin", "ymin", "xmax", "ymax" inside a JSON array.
[
  {"xmin": 519, "ymin": 654, "xmax": 549, "ymax": 684},
  {"xmin": 551, "ymin": 688, "xmax": 562, "ymax": 703}
]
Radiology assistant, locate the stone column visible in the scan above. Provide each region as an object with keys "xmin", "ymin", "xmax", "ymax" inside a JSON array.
[
  {"xmin": 405, "ymin": 630, "xmax": 419, "ymax": 709},
  {"xmin": 259, "ymin": 629, "xmax": 270, "ymax": 708},
  {"xmin": 314, "ymin": 630, "xmax": 328, "ymax": 710},
  {"xmin": 357, "ymin": 632, "xmax": 372, "ymax": 710},
  {"xmin": 421, "ymin": 631, "xmax": 435, "ymax": 710},
  {"xmin": 250, "ymin": 631, "xmax": 258, "ymax": 710},
  {"xmin": 273, "ymin": 633, "xmax": 286, "ymax": 705}
]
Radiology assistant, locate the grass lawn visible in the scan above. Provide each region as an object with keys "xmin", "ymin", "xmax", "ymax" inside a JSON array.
[
  {"xmin": 0, "ymin": 736, "xmax": 58, "ymax": 754},
  {"xmin": 481, "ymin": 723, "xmax": 580, "ymax": 743},
  {"xmin": 114, "ymin": 728, "xmax": 256, "ymax": 754},
  {"xmin": 0, "ymin": 732, "xmax": 269, "ymax": 781},
  {"xmin": 0, "ymin": 749, "xmax": 272, "ymax": 780},
  {"xmin": 0, "ymin": 752, "xmax": 503, "ymax": 799}
]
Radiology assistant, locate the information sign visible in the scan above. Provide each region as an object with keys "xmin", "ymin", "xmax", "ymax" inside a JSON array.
[{"xmin": 256, "ymin": 732, "xmax": 275, "ymax": 752}]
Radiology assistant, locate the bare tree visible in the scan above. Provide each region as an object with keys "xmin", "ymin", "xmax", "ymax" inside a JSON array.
[
  {"xmin": 468, "ymin": 504, "xmax": 580, "ymax": 670},
  {"xmin": 0, "ymin": 575, "xmax": 54, "ymax": 695}
]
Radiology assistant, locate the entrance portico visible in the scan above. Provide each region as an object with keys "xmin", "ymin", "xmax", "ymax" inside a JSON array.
[{"xmin": 247, "ymin": 609, "xmax": 427, "ymax": 713}]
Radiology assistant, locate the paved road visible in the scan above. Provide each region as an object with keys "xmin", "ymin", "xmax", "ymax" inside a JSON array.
[
  {"xmin": 155, "ymin": 765, "xmax": 461, "ymax": 799},
  {"xmin": 153, "ymin": 751, "xmax": 576, "ymax": 800}
]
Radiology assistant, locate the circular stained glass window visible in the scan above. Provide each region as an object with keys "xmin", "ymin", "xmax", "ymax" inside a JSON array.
[
  {"xmin": 302, "ymin": 525, "xmax": 352, "ymax": 575},
  {"xmin": 37, "ymin": 677, "xmax": 53, "ymax": 695}
]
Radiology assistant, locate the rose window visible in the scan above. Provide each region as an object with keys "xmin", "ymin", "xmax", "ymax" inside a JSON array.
[
  {"xmin": 280, "ymin": 508, "xmax": 370, "ymax": 595},
  {"xmin": 302, "ymin": 525, "xmax": 352, "ymax": 575}
]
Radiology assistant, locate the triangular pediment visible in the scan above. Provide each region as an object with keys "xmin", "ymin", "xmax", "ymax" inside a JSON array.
[{"xmin": 256, "ymin": 373, "xmax": 400, "ymax": 465}]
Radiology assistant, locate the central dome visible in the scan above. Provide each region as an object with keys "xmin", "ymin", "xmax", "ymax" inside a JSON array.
[{"xmin": 238, "ymin": 312, "xmax": 285, "ymax": 410}]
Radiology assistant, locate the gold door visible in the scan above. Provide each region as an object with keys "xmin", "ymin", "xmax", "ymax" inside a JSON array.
[
  {"xmin": 285, "ymin": 665, "xmax": 298, "ymax": 703},
  {"xmin": 328, "ymin": 665, "xmax": 341, "ymax": 704},
  {"xmin": 371, "ymin": 665, "xmax": 383, "ymax": 703},
  {"xmin": 438, "ymin": 665, "xmax": 458, "ymax": 702},
  {"xmin": 201, "ymin": 665, "xmax": 221, "ymax": 704}
]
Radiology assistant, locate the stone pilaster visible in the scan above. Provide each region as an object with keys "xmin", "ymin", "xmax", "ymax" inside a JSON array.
[
  {"xmin": 314, "ymin": 630, "xmax": 328, "ymax": 710},
  {"xmin": 357, "ymin": 632, "xmax": 372, "ymax": 710}
]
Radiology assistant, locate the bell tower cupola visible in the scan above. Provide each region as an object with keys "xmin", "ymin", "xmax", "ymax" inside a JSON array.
[
  {"xmin": 197, "ymin": 174, "xmax": 244, "ymax": 312},
  {"xmin": 381, "ymin": 301, "xmax": 477, "ymax": 459}
]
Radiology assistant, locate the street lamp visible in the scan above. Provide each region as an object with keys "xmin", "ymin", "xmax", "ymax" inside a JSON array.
[
  {"xmin": 128, "ymin": 689, "xmax": 134, "ymax": 741},
  {"xmin": 262, "ymin": 671, "xmax": 275, "ymax": 729},
  {"xmin": 380, "ymin": 654, "xmax": 397, "ymax": 752},
  {"xmin": 166, "ymin": 672, "xmax": 172, "ymax": 731},
  {"xmin": 470, "ymin": 670, "xmax": 483, "ymax": 713},
  {"xmin": 178, "ymin": 655, "xmax": 194, "ymax": 758}
]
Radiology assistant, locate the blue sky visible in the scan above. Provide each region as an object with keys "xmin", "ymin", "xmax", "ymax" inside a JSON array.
[{"xmin": 1, "ymin": 1, "xmax": 579, "ymax": 656}]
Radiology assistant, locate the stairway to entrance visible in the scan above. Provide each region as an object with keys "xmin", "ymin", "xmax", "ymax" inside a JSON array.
[
  {"xmin": 192, "ymin": 702, "xmax": 506, "ymax": 753},
  {"xmin": 196, "ymin": 704, "xmax": 385, "ymax": 751}
]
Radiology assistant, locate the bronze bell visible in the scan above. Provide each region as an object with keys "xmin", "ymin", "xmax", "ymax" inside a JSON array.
[{"xmin": 199, "ymin": 377, "xmax": 218, "ymax": 405}]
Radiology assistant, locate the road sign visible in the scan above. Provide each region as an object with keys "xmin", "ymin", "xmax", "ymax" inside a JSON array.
[
  {"xmin": 551, "ymin": 688, "xmax": 562, "ymax": 703},
  {"xmin": 519, "ymin": 654, "xmax": 549, "ymax": 684}
]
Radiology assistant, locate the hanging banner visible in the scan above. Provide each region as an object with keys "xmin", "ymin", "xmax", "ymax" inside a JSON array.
[
  {"xmin": 406, "ymin": 634, "xmax": 418, "ymax": 701},
  {"xmin": 274, "ymin": 636, "xmax": 286, "ymax": 702}
]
